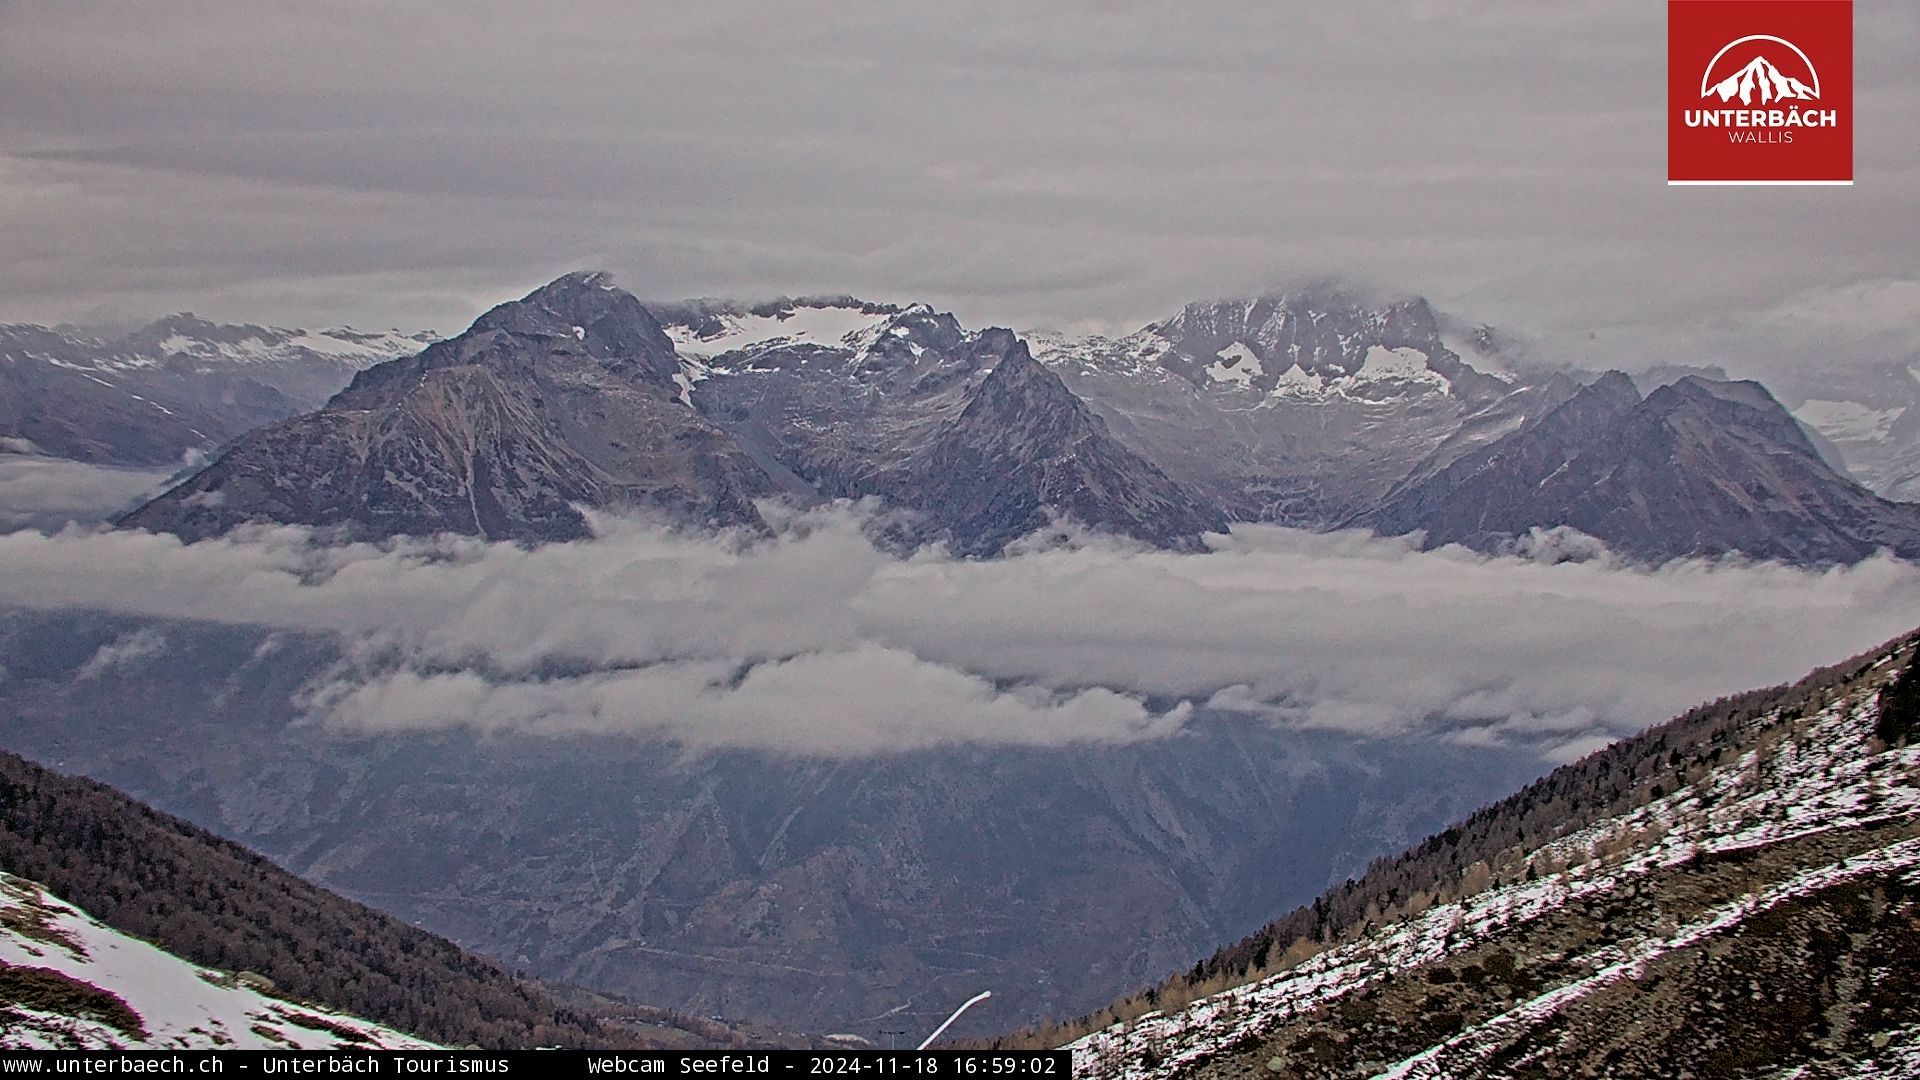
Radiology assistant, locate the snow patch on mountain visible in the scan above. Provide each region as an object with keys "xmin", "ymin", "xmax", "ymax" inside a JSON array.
[
  {"xmin": 146, "ymin": 326, "xmax": 430, "ymax": 372},
  {"xmin": 1796, "ymin": 399, "xmax": 1907, "ymax": 444},
  {"xmin": 0, "ymin": 871, "xmax": 434, "ymax": 1050},
  {"xmin": 1025, "ymin": 330, "xmax": 1170, "ymax": 382},
  {"xmin": 1374, "ymin": 837, "xmax": 1920, "ymax": 1080},
  {"xmin": 1358, "ymin": 345, "xmax": 1450, "ymax": 388},
  {"xmin": 665, "ymin": 301, "xmax": 895, "ymax": 357},
  {"xmin": 1272, "ymin": 363, "xmax": 1326, "ymax": 396},
  {"xmin": 0, "ymin": 320, "xmax": 433, "ymax": 378},
  {"xmin": 1205, "ymin": 343, "xmax": 1264, "ymax": 387},
  {"xmin": 1248, "ymin": 346, "xmax": 1450, "ymax": 403}
]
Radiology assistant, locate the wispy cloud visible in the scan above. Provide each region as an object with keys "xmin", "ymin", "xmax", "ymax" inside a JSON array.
[
  {"xmin": 0, "ymin": 505, "xmax": 1913, "ymax": 758},
  {"xmin": 75, "ymin": 627, "xmax": 168, "ymax": 680}
]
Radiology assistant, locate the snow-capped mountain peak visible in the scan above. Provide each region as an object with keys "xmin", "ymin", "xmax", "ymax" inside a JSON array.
[
  {"xmin": 0, "ymin": 315, "xmax": 438, "ymax": 467},
  {"xmin": 657, "ymin": 296, "xmax": 902, "ymax": 357},
  {"xmin": 1021, "ymin": 292, "xmax": 1523, "ymax": 525},
  {"xmin": 1780, "ymin": 361, "xmax": 1920, "ymax": 502},
  {"xmin": 1030, "ymin": 292, "xmax": 1482, "ymax": 400},
  {"xmin": 125, "ymin": 314, "xmax": 434, "ymax": 372}
]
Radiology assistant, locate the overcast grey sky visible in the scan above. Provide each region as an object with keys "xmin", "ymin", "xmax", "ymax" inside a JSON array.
[{"xmin": 2, "ymin": 1, "xmax": 1915, "ymax": 376}]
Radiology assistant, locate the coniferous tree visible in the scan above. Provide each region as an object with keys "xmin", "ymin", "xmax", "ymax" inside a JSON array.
[{"xmin": 1875, "ymin": 651, "xmax": 1919, "ymax": 747}]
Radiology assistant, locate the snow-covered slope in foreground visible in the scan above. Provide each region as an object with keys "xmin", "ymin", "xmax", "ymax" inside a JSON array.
[
  {"xmin": 0, "ymin": 871, "xmax": 435, "ymax": 1050},
  {"xmin": 1068, "ymin": 644, "xmax": 1920, "ymax": 1079}
]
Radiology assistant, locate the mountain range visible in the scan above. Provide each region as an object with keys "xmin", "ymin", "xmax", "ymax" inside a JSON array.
[
  {"xmin": 1773, "ymin": 359, "xmax": 1920, "ymax": 504},
  {"xmin": 9, "ymin": 271, "xmax": 1920, "ymax": 1051},
  {"xmin": 665, "ymin": 297, "xmax": 1226, "ymax": 554},
  {"xmin": 1360, "ymin": 372, "xmax": 1920, "ymax": 564},
  {"xmin": 123, "ymin": 273, "xmax": 774, "ymax": 543},
  {"xmin": 93, "ymin": 273, "xmax": 1920, "ymax": 565},
  {"xmin": 0, "ymin": 315, "xmax": 432, "ymax": 468}
]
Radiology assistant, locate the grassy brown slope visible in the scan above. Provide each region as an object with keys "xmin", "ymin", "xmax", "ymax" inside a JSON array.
[{"xmin": 982, "ymin": 626, "xmax": 1920, "ymax": 1053}]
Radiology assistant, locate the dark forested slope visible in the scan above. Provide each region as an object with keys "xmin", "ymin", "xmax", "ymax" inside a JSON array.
[{"xmin": 0, "ymin": 748, "xmax": 640, "ymax": 1050}]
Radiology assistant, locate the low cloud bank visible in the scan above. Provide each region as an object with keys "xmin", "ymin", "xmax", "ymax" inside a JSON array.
[
  {"xmin": 0, "ymin": 506, "xmax": 1914, "ymax": 757},
  {"xmin": 0, "ymin": 457, "xmax": 178, "ymax": 532}
]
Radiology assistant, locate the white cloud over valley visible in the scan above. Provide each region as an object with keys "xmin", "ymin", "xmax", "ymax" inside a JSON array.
[
  {"xmin": 0, "ymin": 505, "xmax": 1914, "ymax": 758},
  {"xmin": 0, "ymin": 457, "xmax": 178, "ymax": 532}
]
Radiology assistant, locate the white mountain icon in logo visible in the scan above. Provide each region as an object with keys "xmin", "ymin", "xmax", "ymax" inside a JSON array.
[{"xmin": 1700, "ymin": 36, "xmax": 1820, "ymax": 105}]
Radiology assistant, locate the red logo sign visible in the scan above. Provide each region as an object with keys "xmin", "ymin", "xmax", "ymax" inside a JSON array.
[{"xmin": 1669, "ymin": 1, "xmax": 1852, "ymax": 185}]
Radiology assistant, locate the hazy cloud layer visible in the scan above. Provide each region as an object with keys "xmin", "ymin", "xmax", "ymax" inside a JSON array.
[
  {"xmin": 0, "ymin": 456, "xmax": 178, "ymax": 532},
  {"xmin": 0, "ymin": 1, "xmax": 1914, "ymax": 377},
  {"xmin": 0, "ymin": 506, "xmax": 1914, "ymax": 758},
  {"xmin": 75, "ymin": 627, "xmax": 169, "ymax": 681}
]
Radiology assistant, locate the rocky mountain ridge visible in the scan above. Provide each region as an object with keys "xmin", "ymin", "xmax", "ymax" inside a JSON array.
[
  {"xmin": 1774, "ymin": 359, "xmax": 1920, "ymax": 503},
  {"xmin": 126, "ymin": 277, "xmax": 1233, "ymax": 554},
  {"xmin": 1041, "ymin": 632, "xmax": 1920, "ymax": 1078},
  {"xmin": 1026, "ymin": 293, "xmax": 1524, "ymax": 526},
  {"xmin": 0, "ymin": 315, "xmax": 432, "ymax": 467},
  {"xmin": 122, "ymin": 273, "xmax": 776, "ymax": 543},
  {"xmin": 1029, "ymin": 296, "xmax": 1920, "ymax": 562},
  {"xmin": 1360, "ymin": 373, "xmax": 1920, "ymax": 563},
  {"xmin": 103, "ymin": 273, "xmax": 1920, "ymax": 564},
  {"xmin": 674, "ymin": 298, "xmax": 1228, "ymax": 554}
]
